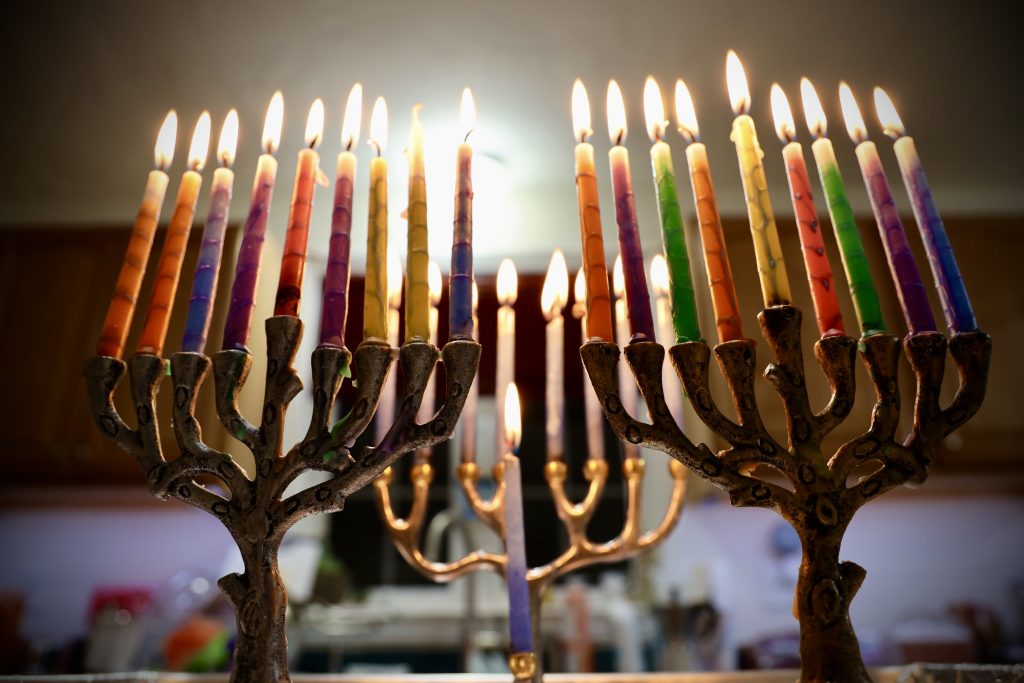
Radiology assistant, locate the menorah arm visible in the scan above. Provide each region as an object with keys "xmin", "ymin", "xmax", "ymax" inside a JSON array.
[
  {"xmin": 211, "ymin": 350, "xmax": 259, "ymax": 449},
  {"xmin": 811, "ymin": 335, "xmax": 858, "ymax": 435},
  {"xmin": 457, "ymin": 461, "xmax": 506, "ymax": 535},
  {"xmin": 84, "ymin": 356, "xmax": 143, "ymax": 457},
  {"xmin": 546, "ymin": 459, "xmax": 608, "ymax": 545}
]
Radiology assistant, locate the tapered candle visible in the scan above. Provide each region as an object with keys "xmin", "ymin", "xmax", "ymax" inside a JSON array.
[
  {"xmin": 364, "ymin": 97, "xmax": 390, "ymax": 341},
  {"xmin": 459, "ymin": 282, "xmax": 480, "ymax": 463},
  {"xmin": 800, "ymin": 79, "xmax": 886, "ymax": 337},
  {"xmin": 542, "ymin": 250, "xmax": 569, "ymax": 462},
  {"xmin": 613, "ymin": 256, "xmax": 640, "ymax": 460},
  {"xmin": 573, "ymin": 268, "xmax": 605, "ymax": 461},
  {"xmin": 320, "ymin": 84, "xmax": 362, "ymax": 348},
  {"xmin": 137, "ymin": 112, "xmax": 211, "ymax": 356},
  {"xmin": 643, "ymin": 77, "xmax": 701, "ymax": 343},
  {"xmin": 769, "ymin": 85, "xmax": 845, "ymax": 337},
  {"xmin": 450, "ymin": 88, "xmax": 476, "ymax": 339},
  {"xmin": 414, "ymin": 261, "xmax": 443, "ymax": 464},
  {"xmin": 222, "ymin": 92, "xmax": 284, "ymax": 351},
  {"xmin": 96, "ymin": 111, "xmax": 177, "ymax": 359},
  {"xmin": 607, "ymin": 80, "xmax": 656, "ymax": 342},
  {"xmin": 502, "ymin": 383, "xmax": 534, "ymax": 656},
  {"xmin": 840, "ymin": 84, "xmax": 936, "ymax": 334},
  {"xmin": 274, "ymin": 99, "xmax": 324, "ymax": 317},
  {"xmin": 181, "ymin": 111, "xmax": 239, "ymax": 353},
  {"xmin": 726, "ymin": 51, "xmax": 792, "ymax": 308},
  {"xmin": 406, "ymin": 104, "xmax": 431, "ymax": 342},
  {"xmin": 874, "ymin": 87, "xmax": 977, "ymax": 333},
  {"xmin": 375, "ymin": 248, "xmax": 403, "ymax": 444},
  {"xmin": 674, "ymin": 81, "xmax": 744, "ymax": 343},
  {"xmin": 650, "ymin": 255, "xmax": 684, "ymax": 424},
  {"xmin": 495, "ymin": 259, "xmax": 517, "ymax": 467},
  {"xmin": 570, "ymin": 80, "xmax": 614, "ymax": 342}
]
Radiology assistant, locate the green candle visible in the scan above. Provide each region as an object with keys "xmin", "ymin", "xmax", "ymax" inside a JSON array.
[
  {"xmin": 802, "ymin": 79, "xmax": 885, "ymax": 336},
  {"xmin": 645, "ymin": 77, "xmax": 701, "ymax": 342}
]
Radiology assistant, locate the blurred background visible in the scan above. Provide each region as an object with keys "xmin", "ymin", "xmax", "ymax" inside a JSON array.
[{"xmin": 1, "ymin": 0, "xmax": 1022, "ymax": 676}]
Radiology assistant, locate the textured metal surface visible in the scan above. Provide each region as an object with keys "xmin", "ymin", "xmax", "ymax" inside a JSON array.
[
  {"xmin": 580, "ymin": 304, "xmax": 990, "ymax": 683},
  {"xmin": 84, "ymin": 316, "xmax": 480, "ymax": 683}
]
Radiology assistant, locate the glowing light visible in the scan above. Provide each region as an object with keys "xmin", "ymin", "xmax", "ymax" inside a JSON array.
[
  {"xmin": 472, "ymin": 281, "xmax": 479, "ymax": 311},
  {"xmin": 613, "ymin": 254, "xmax": 625, "ymax": 298},
  {"xmin": 674, "ymin": 80, "xmax": 700, "ymax": 143},
  {"xmin": 644, "ymin": 76, "xmax": 667, "ymax": 142},
  {"xmin": 504, "ymin": 382, "xmax": 522, "ymax": 451},
  {"xmin": 572, "ymin": 79, "xmax": 592, "ymax": 143},
  {"xmin": 188, "ymin": 111, "xmax": 211, "ymax": 172},
  {"xmin": 606, "ymin": 79, "xmax": 627, "ymax": 145},
  {"xmin": 341, "ymin": 83, "xmax": 362, "ymax": 150},
  {"xmin": 304, "ymin": 98, "xmax": 325, "ymax": 149},
  {"xmin": 386, "ymin": 246, "xmax": 402, "ymax": 309},
  {"xmin": 154, "ymin": 110, "xmax": 177, "ymax": 170},
  {"xmin": 726, "ymin": 50, "xmax": 751, "ymax": 116},
  {"xmin": 873, "ymin": 87, "xmax": 907, "ymax": 139},
  {"xmin": 541, "ymin": 249, "xmax": 569, "ymax": 319},
  {"xmin": 574, "ymin": 267, "xmax": 586, "ymax": 304},
  {"xmin": 770, "ymin": 84, "xmax": 797, "ymax": 144},
  {"xmin": 262, "ymin": 91, "xmax": 284, "ymax": 155},
  {"xmin": 216, "ymin": 109, "xmax": 239, "ymax": 167},
  {"xmin": 650, "ymin": 254, "xmax": 670, "ymax": 297},
  {"xmin": 428, "ymin": 260, "xmax": 443, "ymax": 306},
  {"xmin": 460, "ymin": 88, "xmax": 476, "ymax": 141},
  {"xmin": 369, "ymin": 96, "xmax": 388, "ymax": 155},
  {"xmin": 800, "ymin": 78, "xmax": 828, "ymax": 139},
  {"xmin": 497, "ymin": 258, "xmax": 518, "ymax": 305},
  {"xmin": 839, "ymin": 82, "xmax": 868, "ymax": 144}
]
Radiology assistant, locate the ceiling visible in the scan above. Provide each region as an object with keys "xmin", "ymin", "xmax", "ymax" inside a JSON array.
[{"xmin": 2, "ymin": 1, "xmax": 1019, "ymax": 271}]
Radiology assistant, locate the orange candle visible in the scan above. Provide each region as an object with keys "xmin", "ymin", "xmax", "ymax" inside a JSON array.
[
  {"xmin": 96, "ymin": 111, "xmax": 177, "ymax": 358},
  {"xmin": 274, "ymin": 99, "xmax": 325, "ymax": 317},
  {"xmin": 136, "ymin": 112, "xmax": 211, "ymax": 357}
]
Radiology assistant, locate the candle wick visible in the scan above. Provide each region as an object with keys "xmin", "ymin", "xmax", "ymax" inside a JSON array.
[
  {"xmin": 464, "ymin": 128, "xmax": 474, "ymax": 144},
  {"xmin": 309, "ymin": 135, "xmax": 319, "ymax": 149},
  {"xmin": 221, "ymin": 153, "xmax": 230, "ymax": 168},
  {"xmin": 370, "ymin": 139, "xmax": 382, "ymax": 157},
  {"xmin": 616, "ymin": 130, "xmax": 625, "ymax": 146}
]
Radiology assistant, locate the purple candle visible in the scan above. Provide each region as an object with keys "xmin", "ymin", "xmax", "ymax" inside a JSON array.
[
  {"xmin": 502, "ymin": 384, "xmax": 533, "ymax": 655},
  {"xmin": 222, "ymin": 92, "xmax": 283, "ymax": 351},
  {"xmin": 606, "ymin": 80, "xmax": 655, "ymax": 343},
  {"xmin": 181, "ymin": 111, "xmax": 238, "ymax": 353},
  {"xmin": 320, "ymin": 85, "xmax": 362, "ymax": 348},
  {"xmin": 839, "ymin": 84, "xmax": 936, "ymax": 334}
]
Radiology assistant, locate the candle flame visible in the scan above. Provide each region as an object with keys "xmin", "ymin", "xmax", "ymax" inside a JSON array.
[
  {"xmin": 650, "ymin": 253, "xmax": 670, "ymax": 298},
  {"xmin": 188, "ymin": 111, "xmax": 212, "ymax": 172},
  {"xmin": 217, "ymin": 109, "xmax": 239, "ymax": 167},
  {"xmin": 800, "ymin": 78, "xmax": 828, "ymax": 139},
  {"xmin": 613, "ymin": 254, "xmax": 625, "ymax": 298},
  {"xmin": 541, "ymin": 249, "xmax": 569, "ymax": 319},
  {"xmin": 574, "ymin": 267, "xmax": 586, "ymax": 303},
  {"xmin": 262, "ymin": 91, "xmax": 284, "ymax": 155},
  {"xmin": 497, "ymin": 258, "xmax": 518, "ymax": 306},
  {"xmin": 643, "ymin": 76, "xmax": 667, "ymax": 143},
  {"xmin": 460, "ymin": 88, "xmax": 476, "ymax": 141},
  {"xmin": 838, "ymin": 82, "xmax": 868, "ymax": 144},
  {"xmin": 606, "ymin": 80, "xmax": 628, "ymax": 145},
  {"xmin": 571, "ymin": 79, "xmax": 592, "ymax": 143},
  {"xmin": 305, "ymin": 98, "xmax": 325, "ymax": 149},
  {"xmin": 386, "ymin": 246, "xmax": 402, "ymax": 309},
  {"xmin": 341, "ymin": 83, "xmax": 362, "ymax": 150},
  {"xmin": 726, "ymin": 50, "xmax": 751, "ymax": 116},
  {"xmin": 770, "ymin": 84, "xmax": 797, "ymax": 144},
  {"xmin": 154, "ymin": 110, "xmax": 177, "ymax": 170},
  {"xmin": 428, "ymin": 260, "xmax": 443, "ymax": 306},
  {"xmin": 873, "ymin": 87, "xmax": 906, "ymax": 139},
  {"xmin": 504, "ymin": 382, "xmax": 522, "ymax": 452},
  {"xmin": 674, "ymin": 80, "xmax": 700, "ymax": 143},
  {"xmin": 472, "ymin": 280, "xmax": 479, "ymax": 311},
  {"xmin": 369, "ymin": 96, "xmax": 388, "ymax": 155}
]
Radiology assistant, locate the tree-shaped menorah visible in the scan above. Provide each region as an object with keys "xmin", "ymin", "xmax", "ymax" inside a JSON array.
[
  {"xmin": 374, "ymin": 429, "xmax": 688, "ymax": 679},
  {"xmin": 580, "ymin": 304, "xmax": 990, "ymax": 683},
  {"xmin": 84, "ymin": 316, "xmax": 480, "ymax": 683}
]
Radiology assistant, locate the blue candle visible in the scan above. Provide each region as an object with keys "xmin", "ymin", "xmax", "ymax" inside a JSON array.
[
  {"xmin": 449, "ymin": 88, "xmax": 476, "ymax": 339},
  {"xmin": 502, "ymin": 384, "xmax": 533, "ymax": 655}
]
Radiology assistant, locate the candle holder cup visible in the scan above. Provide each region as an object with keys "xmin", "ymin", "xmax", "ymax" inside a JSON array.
[
  {"xmin": 580, "ymin": 304, "xmax": 990, "ymax": 683},
  {"xmin": 84, "ymin": 316, "xmax": 480, "ymax": 683},
  {"xmin": 374, "ymin": 432, "xmax": 688, "ymax": 680}
]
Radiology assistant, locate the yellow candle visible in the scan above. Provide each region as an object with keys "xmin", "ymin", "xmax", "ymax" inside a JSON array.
[
  {"xmin": 726, "ymin": 51, "xmax": 792, "ymax": 307},
  {"xmin": 405, "ymin": 104, "xmax": 430, "ymax": 342},
  {"xmin": 363, "ymin": 97, "xmax": 389, "ymax": 342},
  {"xmin": 495, "ymin": 258, "xmax": 517, "ymax": 463}
]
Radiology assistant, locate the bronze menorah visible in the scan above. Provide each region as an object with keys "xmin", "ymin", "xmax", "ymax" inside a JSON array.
[
  {"xmin": 84, "ymin": 316, "xmax": 480, "ymax": 683},
  {"xmin": 580, "ymin": 304, "xmax": 990, "ymax": 683}
]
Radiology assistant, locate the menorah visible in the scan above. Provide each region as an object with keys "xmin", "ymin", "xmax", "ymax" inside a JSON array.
[
  {"xmin": 580, "ymin": 304, "xmax": 990, "ymax": 683},
  {"xmin": 374, "ymin": 424, "xmax": 688, "ymax": 680},
  {"xmin": 84, "ymin": 316, "xmax": 480, "ymax": 683}
]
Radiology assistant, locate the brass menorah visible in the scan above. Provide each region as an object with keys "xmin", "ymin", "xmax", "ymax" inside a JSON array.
[
  {"xmin": 84, "ymin": 316, "xmax": 480, "ymax": 683},
  {"xmin": 580, "ymin": 304, "xmax": 990, "ymax": 683},
  {"xmin": 374, "ymin": 430, "xmax": 688, "ymax": 679}
]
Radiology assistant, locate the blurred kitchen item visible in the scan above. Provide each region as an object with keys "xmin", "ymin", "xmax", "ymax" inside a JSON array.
[
  {"xmin": 562, "ymin": 578, "xmax": 593, "ymax": 672},
  {"xmin": 83, "ymin": 586, "xmax": 153, "ymax": 672}
]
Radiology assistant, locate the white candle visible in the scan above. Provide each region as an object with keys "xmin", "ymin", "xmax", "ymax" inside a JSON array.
[
  {"xmin": 375, "ymin": 247, "xmax": 403, "ymax": 444},
  {"xmin": 650, "ymin": 255, "xmax": 685, "ymax": 426},
  {"xmin": 613, "ymin": 255, "xmax": 640, "ymax": 460},
  {"xmin": 495, "ymin": 259, "xmax": 517, "ymax": 462},
  {"xmin": 541, "ymin": 250, "xmax": 569, "ymax": 461},
  {"xmin": 459, "ymin": 282, "xmax": 480, "ymax": 463},
  {"xmin": 415, "ymin": 261, "xmax": 443, "ymax": 463},
  {"xmin": 574, "ymin": 268, "xmax": 606, "ymax": 460}
]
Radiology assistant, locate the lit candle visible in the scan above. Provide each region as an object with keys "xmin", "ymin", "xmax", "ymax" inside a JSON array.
[
  {"xmin": 570, "ymin": 80, "xmax": 614, "ymax": 342},
  {"xmin": 874, "ymin": 87, "xmax": 977, "ymax": 333},
  {"xmin": 800, "ymin": 79, "xmax": 886, "ymax": 337},
  {"xmin": 607, "ymin": 80, "xmax": 656, "ymax": 342},
  {"xmin": 573, "ymin": 268, "xmax": 605, "ymax": 460},
  {"xmin": 459, "ymin": 281, "xmax": 480, "ymax": 463},
  {"xmin": 613, "ymin": 256, "xmax": 640, "ymax": 459},
  {"xmin": 495, "ymin": 258, "xmax": 517, "ymax": 467},
  {"xmin": 375, "ymin": 247, "xmax": 403, "ymax": 444},
  {"xmin": 769, "ymin": 85, "xmax": 845, "ymax": 337},
  {"xmin": 541, "ymin": 250, "xmax": 569, "ymax": 462},
  {"xmin": 674, "ymin": 80, "xmax": 744, "ymax": 343},
  {"xmin": 222, "ymin": 92, "xmax": 284, "ymax": 351},
  {"xmin": 320, "ymin": 84, "xmax": 362, "ymax": 349},
  {"xmin": 450, "ymin": 88, "xmax": 476, "ymax": 339},
  {"xmin": 364, "ymin": 97, "xmax": 390, "ymax": 342},
  {"xmin": 96, "ymin": 111, "xmax": 177, "ymax": 359},
  {"xmin": 650, "ymin": 255, "xmax": 685, "ymax": 424},
  {"xmin": 840, "ymin": 84, "xmax": 936, "ymax": 334},
  {"xmin": 405, "ymin": 104, "xmax": 431, "ymax": 342},
  {"xmin": 274, "ymin": 98, "xmax": 325, "ymax": 317},
  {"xmin": 414, "ymin": 261, "xmax": 443, "ymax": 464},
  {"xmin": 137, "ymin": 112, "xmax": 211, "ymax": 356},
  {"xmin": 502, "ymin": 383, "xmax": 534, "ymax": 657},
  {"xmin": 643, "ymin": 76, "xmax": 701, "ymax": 343},
  {"xmin": 726, "ymin": 51, "xmax": 792, "ymax": 308},
  {"xmin": 181, "ymin": 110, "xmax": 239, "ymax": 354}
]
